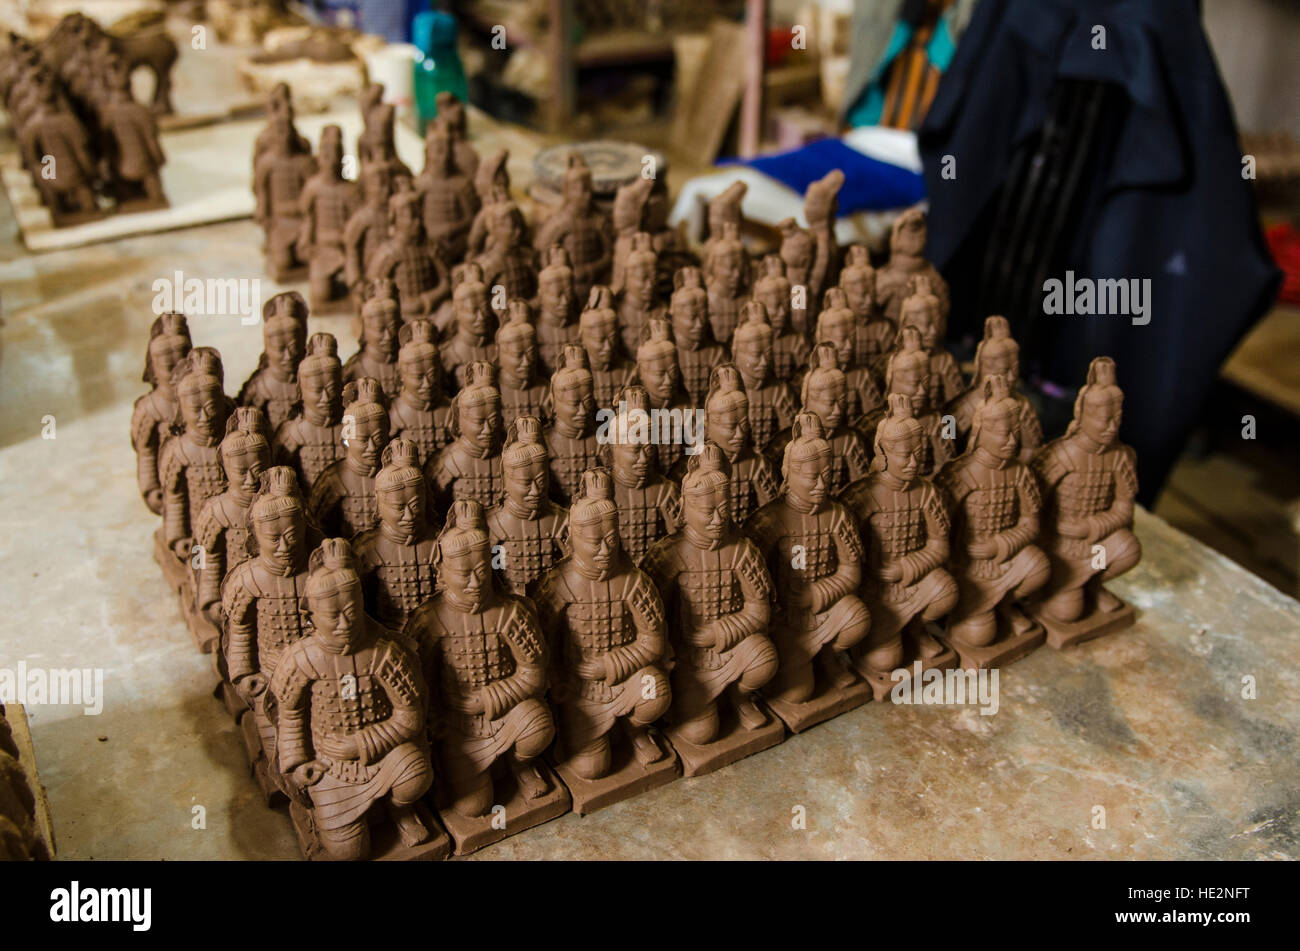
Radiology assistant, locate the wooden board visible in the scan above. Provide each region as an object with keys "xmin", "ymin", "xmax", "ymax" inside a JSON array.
[
  {"xmin": 670, "ymin": 19, "xmax": 749, "ymax": 168},
  {"xmin": 6, "ymin": 704, "xmax": 57, "ymax": 859}
]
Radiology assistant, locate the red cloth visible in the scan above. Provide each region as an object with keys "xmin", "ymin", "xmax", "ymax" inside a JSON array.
[{"xmin": 1266, "ymin": 223, "xmax": 1300, "ymax": 305}]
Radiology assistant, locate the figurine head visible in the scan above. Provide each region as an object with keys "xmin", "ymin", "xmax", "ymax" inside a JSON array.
[
  {"xmin": 360, "ymin": 294, "xmax": 400, "ymax": 361},
  {"xmin": 376, "ymin": 438, "xmax": 428, "ymax": 539},
  {"xmin": 388, "ymin": 190, "xmax": 425, "ymax": 241},
  {"xmin": 898, "ymin": 277, "xmax": 943, "ymax": 350},
  {"xmin": 561, "ymin": 153, "xmax": 593, "ymax": 207},
  {"xmin": 970, "ymin": 375, "xmax": 1021, "ymax": 463},
  {"xmin": 670, "ymin": 267, "xmax": 709, "ymax": 348},
  {"xmin": 221, "ymin": 407, "xmax": 271, "ymax": 499},
  {"xmin": 502, "ymin": 416, "xmax": 549, "ymax": 516},
  {"xmin": 298, "ymin": 333, "xmax": 343, "ymax": 423},
  {"xmin": 778, "ymin": 219, "xmax": 812, "ymax": 276},
  {"xmin": 839, "ymin": 245, "xmax": 875, "ymax": 316},
  {"xmin": 704, "ymin": 364, "xmax": 751, "ymax": 457},
  {"xmin": 495, "ymin": 300, "xmax": 537, "ymax": 385},
  {"xmin": 475, "ymin": 148, "xmax": 509, "ymax": 199},
  {"xmin": 731, "ymin": 301, "xmax": 773, "ymax": 382},
  {"xmin": 753, "ymin": 255, "xmax": 792, "ymax": 334},
  {"xmin": 435, "ymin": 500, "xmax": 492, "ymax": 612},
  {"xmin": 539, "ymin": 247, "xmax": 575, "ymax": 320},
  {"xmin": 434, "ymin": 92, "xmax": 467, "ymax": 135},
  {"xmin": 890, "ymin": 207, "xmax": 928, "ymax": 257},
  {"xmin": 800, "ymin": 344, "xmax": 847, "ymax": 433},
  {"xmin": 175, "ymin": 354, "xmax": 226, "ymax": 444},
  {"xmin": 319, "ymin": 124, "xmax": 344, "ymax": 175},
  {"xmin": 262, "ymin": 295, "xmax": 308, "ymax": 379},
  {"xmin": 607, "ymin": 386, "xmax": 656, "ymax": 487},
  {"xmin": 342, "ymin": 377, "xmax": 389, "ymax": 471},
  {"xmin": 305, "ymin": 538, "xmax": 364, "ymax": 649},
  {"xmin": 681, "ymin": 442, "xmax": 732, "ymax": 545},
  {"xmin": 973, "ymin": 316, "xmax": 1020, "ymax": 386},
  {"xmin": 814, "ymin": 288, "xmax": 855, "ymax": 368},
  {"xmin": 804, "ymin": 169, "xmax": 843, "ymax": 227},
  {"xmin": 635, "ymin": 319, "xmax": 680, "ymax": 403},
  {"xmin": 569, "ymin": 467, "xmax": 621, "ymax": 579},
  {"xmin": 579, "ymin": 285, "xmax": 618, "ymax": 370},
  {"xmin": 424, "ymin": 125, "xmax": 453, "ymax": 175},
  {"xmin": 885, "ymin": 327, "xmax": 932, "ymax": 415},
  {"xmin": 782, "ymin": 412, "xmax": 832, "ymax": 510},
  {"xmin": 453, "ymin": 263, "xmax": 491, "ymax": 336},
  {"xmin": 613, "ymin": 178, "xmax": 652, "ymax": 232},
  {"xmin": 1068, "ymin": 356, "xmax": 1123, "ymax": 448},
  {"xmin": 625, "ymin": 233, "xmax": 657, "ymax": 301},
  {"xmin": 707, "ymin": 180, "xmax": 747, "ymax": 237},
  {"xmin": 454, "ymin": 362, "xmax": 502, "ymax": 451},
  {"xmin": 485, "ymin": 195, "xmax": 525, "ymax": 247},
  {"xmin": 250, "ymin": 466, "xmax": 306, "ymax": 569},
  {"xmin": 144, "ymin": 312, "xmax": 191, "ymax": 388},
  {"xmin": 872, "ymin": 393, "xmax": 924, "ymax": 480},
  {"xmin": 706, "ymin": 224, "xmax": 744, "ymax": 294},
  {"xmin": 395, "ymin": 320, "xmax": 440, "ymax": 407},
  {"xmin": 550, "ymin": 345, "xmax": 595, "ymax": 433}
]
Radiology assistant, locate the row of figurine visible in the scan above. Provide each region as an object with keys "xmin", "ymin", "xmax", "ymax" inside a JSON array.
[
  {"xmin": 134, "ymin": 310, "xmax": 1141, "ymax": 860},
  {"xmin": 2, "ymin": 17, "xmax": 169, "ymax": 226}
]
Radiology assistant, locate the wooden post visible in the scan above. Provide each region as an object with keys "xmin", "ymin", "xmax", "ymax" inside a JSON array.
[
  {"xmin": 548, "ymin": 0, "xmax": 576, "ymax": 132},
  {"xmin": 738, "ymin": 0, "xmax": 768, "ymax": 157}
]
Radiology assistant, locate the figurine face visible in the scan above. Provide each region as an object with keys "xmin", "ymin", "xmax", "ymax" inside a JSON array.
[
  {"xmin": 708, "ymin": 406, "xmax": 748, "ymax": 456},
  {"xmin": 981, "ymin": 342, "xmax": 1019, "ymax": 383},
  {"xmin": 226, "ymin": 447, "xmax": 267, "ymax": 498},
  {"xmin": 756, "ymin": 284, "xmax": 790, "ymax": 332},
  {"xmin": 629, "ymin": 258, "xmax": 654, "ymax": 300},
  {"xmin": 182, "ymin": 384, "xmax": 222, "ymax": 442},
  {"xmin": 842, "ymin": 272, "xmax": 873, "ymax": 313},
  {"xmin": 581, "ymin": 320, "xmax": 616, "ymax": 369},
  {"xmin": 684, "ymin": 484, "xmax": 729, "ymax": 543},
  {"xmin": 150, "ymin": 336, "xmax": 189, "ymax": 387},
  {"xmin": 787, "ymin": 453, "xmax": 831, "ymax": 509},
  {"xmin": 891, "ymin": 364, "xmax": 929, "ymax": 413},
  {"xmin": 309, "ymin": 584, "xmax": 362, "ymax": 647},
  {"xmin": 489, "ymin": 206, "xmax": 523, "ymax": 245},
  {"xmin": 901, "ymin": 306, "xmax": 940, "ymax": 350},
  {"xmin": 456, "ymin": 290, "xmax": 490, "ymax": 336},
  {"xmin": 400, "ymin": 356, "xmax": 438, "ymax": 405},
  {"xmin": 442, "ymin": 547, "xmax": 490, "ymax": 612},
  {"xmin": 500, "ymin": 335, "xmax": 536, "ymax": 379},
  {"xmin": 379, "ymin": 481, "xmax": 424, "ymax": 535},
  {"xmin": 895, "ymin": 219, "xmax": 926, "ymax": 256},
  {"xmin": 347, "ymin": 412, "xmax": 387, "ymax": 469},
  {"xmin": 505, "ymin": 456, "xmax": 547, "ymax": 510},
  {"xmin": 611, "ymin": 439, "xmax": 653, "ymax": 484},
  {"xmin": 541, "ymin": 275, "xmax": 573, "ymax": 317},
  {"xmin": 804, "ymin": 380, "xmax": 844, "ymax": 432},
  {"xmin": 255, "ymin": 509, "xmax": 302, "ymax": 568},
  {"xmin": 734, "ymin": 337, "xmax": 770, "ymax": 381},
  {"xmin": 460, "ymin": 398, "xmax": 501, "ymax": 449},
  {"xmin": 713, "ymin": 248, "xmax": 742, "ymax": 293},
  {"xmin": 365, "ymin": 310, "xmax": 399, "ymax": 359},
  {"xmin": 977, "ymin": 411, "xmax": 1020, "ymax": 462},
  {"xmin": 553, "ymin": 384, "xmax": 593, "ymax": 431},
  {"xmin": 638, "ymin": 353, "xmax": 679, "ymax": 402},
  {"xmin": 672, "ymin": 296, "xmax": 706, "ymax": 347},
  {"xmin": 1078, "ymin": 391, "xmax": 1121, "ymax": 448},
  {"xmin": 265, "ymin": 321, "xmax": 304, "ymax": 378},
  {"xmin": 881, "ymin": 436, "xmax": 922, "ymax": 481},
  {"xmin": 302, "ymin": 365, "xmax": 341, "ymax": 417},
  {"xmin": 571, "ymin": 514, "xmax": 619, "ymax": 577},
  {"xmin": 822, "ymin": 315, "xmax": 854, "ymax": 365}
]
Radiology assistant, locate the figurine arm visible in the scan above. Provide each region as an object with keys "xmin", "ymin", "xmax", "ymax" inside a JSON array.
[
  {"xmin": 272, "ymin": 418, "xmax": 301, "ymax": 468},
  {"xmin": 356, "ymin": 644, "xmax": 425, "ymax": 765},
  {"xmin": 270, "ymin": 651, "xmax": 313, "ymax": 773},
  {"xmin": 659, "ymin": 483, "xmax": 683, "ymax": 535},
  {"xmin": 1091, "ymin": 450, "xmax": 1138, "ymax": 539},
  {"xmin": 752, "ymin": 458, "xmax": 781, "ymax": 507},
  {"xmin": 131, "ymin": 400, "xmax": 162, "ymax": 503},
  {"xmin": 481, "ymin": 601, "xmax": 547, "ymax": 719},
  {"xmin": 160, "ymin": 443, "xmax": 188, "ymax": 547},
  {"xmin": 193, "ymin": 502, "xmax": 226, "ymax": 612},
  {"xmin": 773, "ymin": 384, "xmax": 797, "ymax": 430},
  {"xmin": 222, "ymin": 575, "xmax": 258, "ymax": 685},
  {"xmin": 813, "ymin": 511, "xmax": 864, "ymax": 611},
  {"xmin": 711, "ymin": 542, "xmax": 772, "ymax": 651},
  {"xmin": 906, "ymin": 487, "xmax": 950, "ymax": 582},
  {"xmin": 996, "ymin": 468, "xmax": 1041, "ymax": 560},
  {"xmin": 603, "ymin": 574, "xmax": 667, "ymax": 684},
  {"xmin": 844, "ymin": 434, "xmax": 872, "ymax": 484}
]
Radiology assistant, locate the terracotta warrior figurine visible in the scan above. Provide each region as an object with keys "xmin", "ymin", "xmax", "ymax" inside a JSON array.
[
  {"xmin": 495, "ymin": 300, "xmax": 550, "ymax": 432},
  {"xmin": 466, "ymin": 148, "xmax": 510, "ymax": 256},
  {"xmin": 813, "ymin": 288, "xmax": 884, "ymax": 427},
  {"xmin": 434, "ymin": 91, "xmax": 479, "ymax": 178},
  {"xmin": 703, "ymin": 222, "xmax": 749, "ymax": 346},
  {"xmin": 441, "ymin": 263, "xmax": 497, "ymax": 391},
  {"xmin": 897, "ymin": 276, "xmax": 964, "ymax": 409},
  {"xmin": 239, "ymin": 291, "xmax": 307, "ymax": 431},
  {"xmin": 428, "ymin": 361, "xmax": 506, "ymax": 510},
  {"xmin": 160, "ymin": 351, "xmax": 231, "ymax": 564},
  {"xmin": 730, "ymin": 302, "xmax": 798, "ymax": 452},
  {"xmin": 1030, "ymin": 357, "xmax": 1141, "ymax": 645},
  {"xmin": 602, "ymin": 387, "xmax": 683, "ymax": 565},
  {"xmin": 876, "ymin": 206, "xmax": 950, "ymax": 325},
  {"xmin": 342, "ymin": 290, "xmax": 401, "ymax": 401},
  {"xmin": 100, "ymin": 69, "xmax": 167, "ymax": 210},
  {"xmin": 486, "ymin": 416, "xmax": 570, "ymax": 596},
  {"xmin": 353, "ymin": 438, "xmax": 441, "ymax": 633},
  {"xmin": 610, "ymin": 177, "xmax": 654, "ymax": 294},
  {"xmin": 474, "ymin": 185, "xmax": 537, "ymax": 304},
  {"xmin": 222, "ymin": 466, "xmax": 313, "ymax": 797},
  {"xmin": 298, "ymin": 125, "xmax": 360, "ymax": 308},
  {"xmin": 701, "ymin": 180, "xmax": 747, "ymax": 267},
  {"xmin": 273, "ymin": 537, "xmax": 435, "ymax": 861},
  {"xmin": 388, "ymin": 319, "xmax": 454, "ymax": 463},
  {"xmin": 358, "ymin": 92, "xmax": 412, "ymax": 187},
  {"xmin": 192, "ymin": 408, "xmax": 271, "ymax": 636},
  {"xmin": 778, "ymin": 218, "xmax": 815, "ymax": 337},
  {"xmin": 405, "ymin": 500, "xmax": 564, "ymax": 846},
  {"xmin": 415, "ymin": 125, "xmax": 478, "ymax": 261},
  {"xmin": 936, "ymin": 376, "xmax": 1051, "ymax": 666},
  {"xmin": 668, "ymin": 266, "xmax": 726, "ymax": 407},
  {"xmin": 616, "ymin": 232, "xmax": 662, "ymax": 358},
  {"xmin": 745, "ymin": 412, "xmax": 873, "ymax": 731},
  {"xmin": 344, "ymin": 166, "xmax": 406, "ymax": 293},
  {"xmin": 947, "ymin": 315, "xmax": 1042, "ymax": 462},
  {"xmin": 308, "ymin": 377, "xmax": 388, "ymax": 539},
  {"xmin": 253, "ymin": 82, "xmax": 311, "ymax": 167},
  {"xmin": 275, "ymin": 332, "xmax": 346, "ymax": 493},
  {"xmin": 255, "ymin": 112, "xmax": 316, "ymax": 280},
  {"xmin": 673, "ymin": 367, "xmax": 781, "ymax": 527},
  {"xmin": 752, "ymin": 254, "xmax": 811, "ymax": 388},
  {"xmin": 841, "ymin": 394, "xmax": 959, "ymax": 691},
  {"xmin": 803, "ymin": 169, "xmax": 844, "ymax": 304},
  {"xmin": 643, "ymin": 443, "xmax": 781, "ymax": 773},
  {"xmin": 870, "ymin": 327, "xmax": 956, "ymax": 477},
  {"xmin": 535, "ymin": 467, "xmax": 674, "ymax": 792},
  {"xmin": 535, "ymin": 248, "xmax": 581, "ymax": 376},
  {"xmin": 579, "ymin": 285, "xmax": 636, "ymax": 409},
  {"xmin": 839, "ymin": 245, "xmax": 894, "ymax": 372},
  {"xmin": 532, "ymin": 154, "xmax": 612, "ymax": 303},
  {"xmin": 133, "ymin": 312, "xmax": 191, "ymax": 514},
  {"xmin": 544, "ymin": 345, "xmax": 601, "ymax": 505},
  {"xmin": 634, "ymin": 318, "xmax": 696, "ymax": 474},
  {"xmin": 19, "ymin": 81, "xmax": 98, "ymax": 223},
  {"xmin": 368, "ymin": 190, "xmax": 452, "ymax": 320}
]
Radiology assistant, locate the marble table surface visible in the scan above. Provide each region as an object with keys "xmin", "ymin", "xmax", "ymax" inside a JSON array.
[{"xmin": 1, "ymin": 208, "xmax": 1297, "ymax": 861}]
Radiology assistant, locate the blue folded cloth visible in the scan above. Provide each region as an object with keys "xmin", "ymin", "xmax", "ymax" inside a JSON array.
[{"xmin": 722, "ymin": 138, "xmax": 926, "ymax": 215}]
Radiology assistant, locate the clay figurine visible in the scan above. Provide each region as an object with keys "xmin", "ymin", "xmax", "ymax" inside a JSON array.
[
  {"xmin": 935, "ymin": 376, "xmax": 1051, "ymax": 667},
  {"xmin": 357, "ymin": 87, "xmax": 412, "ymax": 186},
  {"xmin": 745, "ymin": 412, "xmax": 873, "ymax": 732},
  {"xmin": 367, "ymin": 191, "xmax": 452, "ymax": 320},
  {"xmin": 535, "ymin": 467, "xmax": 677, "ymax": 813},
  {"xmin": 871, "ymin": 327, "xmax": 956, "ymax": 477},
  {"xmin": 752, "ymin": 254, "xmax": 811, "ymax": 386},
  {"xmin": 543, "ymin": 345, "xmax": 601, "ymax": 504},
  {"xmin": 876, "ymin": 207, "xmax": 950, "ymax": 325},
  {"xmin": 273, "ymin": 537, "xmax": 441, "ymax": 861},
  {"xmin": 298, "ymin": 125, "xmax": 361, "ymax": 309},
  {"xmin": 839, "ymin": 245, "xmax": 894, "ymax": 371},
  {"xmin": 813, "ymin": 288, "xmax": 884, "ymax": 426},
  {"xmin": 240, "ymin": 291, "xmax": 308, "ymax": 431},
  {"xmin": 495, "ymin": 300, "xmax": 550, "ymax": 432},
  {"xmin": 947, "ymin": 316, "xmax": 1042, "ymax": 461},
  {"xmin": 730, "ymin": 302, "xmax": 798, "ymax": 452},
  {"xmin": 1029, "ymin": 357, "xmax": 1141, "ymax": 647},
  {"xmin": 415, "ymin": 125, "xmax": 479, "ymax": 261},
  {"xmin": 441, "ymin": 263, "xmax": 498, "ymax": 390},
  {"xmin": 467, "ymin": 148, "xmax": 511, "ymax": 256},
  {"xmin": 344, "ymin": 165, "xmax": 407, "ymax": 293},
  {"xmin": 308, "ymin": 377, "xmax": 388, "ymax": 539},
  {"xmin": 841, "ymin": 393, "xmax": 959, "ymax": 695},
  {"xmin": 406, "ymin": 500, "xmax": 569, "ymax": 852},
  {"xmin": 532, "ymin": 154, "xmax": 612, "ymax": 303},
  {"xmin": 703, "ymin": 222, "xmax": 749, "ymax": 346},
  {"xmin": 343, "ymin": 289, "xmax": 402, "ymax": 400},
  {"xmin": 777, "ymin": 219, "xmax": 815, "ymax": 337},
  {"xmin": 802, "ymin": 169, "xmax": 844, "ymax": 304},
  {"xmin": 428, "ymin": 361, "xmax": 506, "ymax": 510},
  {"xmin": 18, "ymin": 81, "xmax": 99, "ymax": 224},
  {"xmin": 700, "ymin": 180, "xmax": 747, "ymax": 276},
  {"xmin": 486, "ymin": 416, "xmax": 571, "ymax": 595},
  {"xmin": 133, "ymin": 312, "xmax": 191, "ymax": 514},
  {"xmin": 253, "ymin": 82, "xmax": 311, "ymax": 168},
  {"xmin": 897, "ymin": 277, "xmax": 964, "ymax": 409},
  {"xmin": 668, "ymin": 266, "xmax": 726, "ymax": 406},
  {"xmin": 616, "ymin": 232, "xmax": 662, "ymax": 358},
  {"xmin": 602, "ymin": 387, "xmax": 683, "ymax": 564},
  {"xmin": 255, "ymin": 112, "xmax": 317, "ymax": 280},
  {"xmin": 100, "ymin": 68, "xmax": 167, "ymax": 212},
  {"xmin": 633, "ymin": 318, "xmax": 696, "ymax": 474},
  {"xmin": 610, "ymin": 177, "xmax": 653, "ymax": 293},
  {"xmin": 473, "ymin": 185, "xmax": 537, "ymax": 304},
  {"xmin": 274, "ymin": 332, "xmax": 347, "ymax": 493},
  {"xmin": 535, "ymin": 248, "xmax": 582, "ymax": 376},
  {"xmin": 389, "ymin": 319, "xmax": 455, "ymax": 462},
  {"xmin": 643, "ymin": 443, "xmax": 783, "ymax": 775},
  {"xmin": 579, "ymin": 285, "xmax": 636, "ymax": 409},
  {"xmin": 433, "ymin": 91, "xmax": 479, "ymax": 179}
]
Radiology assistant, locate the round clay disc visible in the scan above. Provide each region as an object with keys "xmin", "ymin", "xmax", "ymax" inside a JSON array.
[{"xmin": 532, "ymin": 141, "xmax": 668, "ymax": 196}]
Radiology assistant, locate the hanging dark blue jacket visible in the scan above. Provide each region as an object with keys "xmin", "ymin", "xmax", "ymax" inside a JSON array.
[{"xmin": 919, "ymin": 0, "xmax": 1281, "ymax": 503}]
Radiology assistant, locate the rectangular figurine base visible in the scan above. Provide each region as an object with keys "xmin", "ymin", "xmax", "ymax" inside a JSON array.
[
  {"xmin": 552, "ymin": 741, "xmax": 681, "ymax": 816},
  {"xmin": 290, "ymin": 801, "xmax": 451, "ymax": 862},
  {"xmin": 269, "ymin": 263, "xmax": 308, "ymax": 284},
  {"xmin": 666, "ymin": 713, "xmax": 786, "ymax": 778},
  {"xmin": 49, "ymin": 207, "xmax": 107, "ymax": 229},
  {"xmin": 764, "ymin": 680, "xmax": 874, "ymax": 734},
  {"xmin": 1032, "ymin": 598, "xmax": 1137, "ymax": 650},
  {"xmin": 941, "ymin": 623, "xmax": 1046, "ymax": 670},
  {"xmin": 115, "ymin": 197, "xmax": 170, "ymax": 216},
  {"xmin": 152, "ymin": 528, "xmax": 190, "ymax": 593},
  {"xmin": 435, "ymin": 763, "xmax": 571, "ymax": 855}
]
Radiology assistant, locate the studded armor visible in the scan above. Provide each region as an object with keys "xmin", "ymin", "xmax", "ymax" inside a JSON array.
[
  {"xmin": 193, "ymin": 492, "xmax": 254, "ymax": 610},
  {"xmin": 274, "ymin": 416, "xmax": 345, "ymax": 493},
  {"xmin": 160, "ymin": 435, "xmax": 226, "ymax": 547},
  {"xmin": 591, "ymin": 358, "xmax": 636, "ymax": 409},
  {"xmin": 611, "ymin": 476, "xmax": 682, "ymax": 564},
  {"xmin": 239, "ymin": 369, "xmax": 299, "ymax": 432},
  {"xmin": 343, "ymin": 352, "xmax": 400, "ymax": 403},
  {"xmin": 499, "ymin": 381, "xmax": 549, "ymax": 433},
  {"xmin": 744, "ymin": 379, "xmax": 797, "ymax": 451},
  {"xmin": 486, "ymin": 503, "xmax": 568, "ymax": 595},
  {"xmin": 222, "ymin": 558, "xmax": 311, "ymax": 683},
  {"xmin": 746, "ymin": 499, "xmax": 864, "ymax": 606},
  {"xmin": 354, "ymin": 530, "xmax": 440, "ymax": 630},
  {"xmin": 308, "ymin": 462, "xmax": 379, "ymax": 539},
  {"xmin": 773, "ymin": 332, "xmax": 811, "ymax": 385},
  {"xmin": 1034, "ymin": 439, "xmax": 1138, "ymax": 560},
  {"xmin": 938, "ymin": 456, "xmax": 1041, "ymax": 581},
  {"xmin": 537, "ymin": 322, "xmax": 581, "ymax": 377},
  {"xmin": 389, "ymin": 396, "xmax": 453, "ymax": 462},
  {"xmin": 430, "ymin": 441, "xmax": 505, "ymax": 509},
  {"xmin": 827, "ymin": 428, "xmax": 872, "ymax": 497},
  {"xmin": 677, "ymin": 345, "xmax": 726, "ymax": 406},
  {"xmin": 369, "ymin": 239, "xmax": 450, "ymax": 318},
  {"xmin": 544, "ymin": 427, "xmax": 600, "ymax": 503},
  {"xmin": 441, "ymin": 339, "xmax": 497, "ymax": 392}
]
